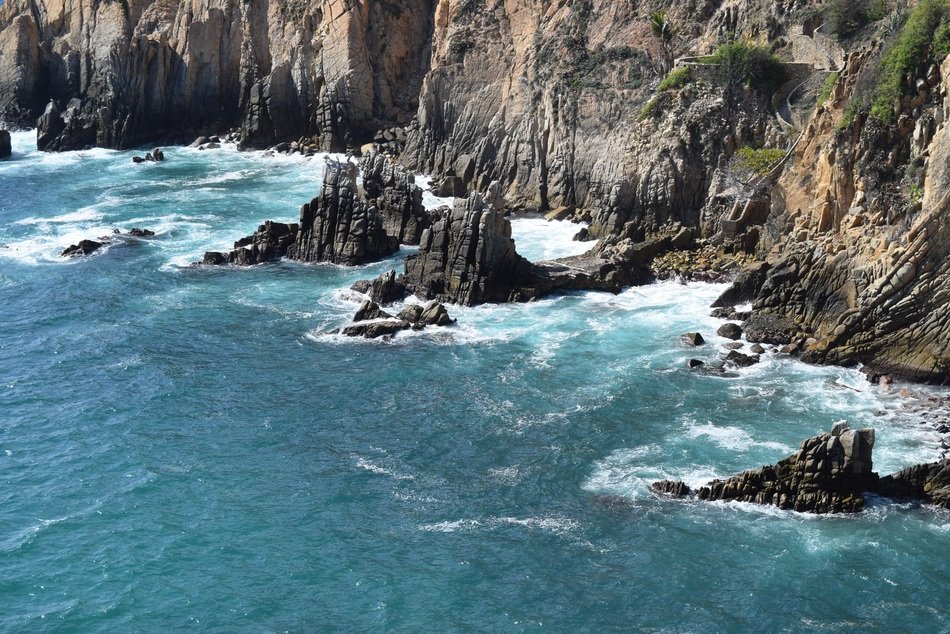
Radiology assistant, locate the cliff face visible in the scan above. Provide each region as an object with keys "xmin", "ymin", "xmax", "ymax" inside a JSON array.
[
  {"xmin": 401, "ymin": 0, "xmax": 802, "ymax": 226},
  {"xmin": 0, "ymin": 0, "xmax": 433, "ymax": 149},
  {"xmin": 750, "ymin": 47, "xmax": 950, "ymax": 383}
]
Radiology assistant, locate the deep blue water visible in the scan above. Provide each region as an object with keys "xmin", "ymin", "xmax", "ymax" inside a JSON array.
[{"xmin": 1, "ymin": 131, "xmax": 948, "ymax": 632}]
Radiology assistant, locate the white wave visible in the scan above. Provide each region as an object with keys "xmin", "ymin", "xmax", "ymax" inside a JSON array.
[
  {"xmin": 414, "ymin": 174, "xmax": 455, "ymax": 210},
  {"xmin": 685, "ymin": 421, "xmax": 793, "ymax": 453},
  {"xmin": 355, "ymin": 456, "xmax": 414, "ymax": 481},
  {"xmin": 418, "ymin": 515, "xmax": 580, "ymax": 537},
  {"xmin": 509, "ymin": 217, "xmax": 593, "ymax": 262},
  {"xmin": 14, "ymin": 208, "xmax": 105, "ymax": 225}
]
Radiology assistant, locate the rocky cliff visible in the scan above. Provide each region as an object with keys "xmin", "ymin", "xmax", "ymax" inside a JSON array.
[
  {"xmin": 3, "ymin": 0, "xmax": 949, "ymax": 382},
  {"xmin": 0, "ymin": 0, "xmax": 433, "ymax": 149}
]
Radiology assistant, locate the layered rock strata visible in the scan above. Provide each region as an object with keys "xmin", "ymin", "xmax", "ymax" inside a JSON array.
[
  {"xmin": 653, "ymin": 422, "xmax": 876, "ymax": 514},
  {"xmin": 0, "ymin": 0, "xmax": 433, "ymax": 150},
  {"xmin": 203, "ymin": 160, "xmax": 399, "ymax": 266}
]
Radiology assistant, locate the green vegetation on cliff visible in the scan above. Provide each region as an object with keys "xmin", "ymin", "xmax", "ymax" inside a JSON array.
[
  {"xmin": 870, "ymin": 0, "xmax": 950, "ymax": 121},
  {"xmin": 700, "ymin": 41, "xmax": 787, "ymax": 94}
]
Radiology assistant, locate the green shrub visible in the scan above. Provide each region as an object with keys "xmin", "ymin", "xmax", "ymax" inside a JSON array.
[
  {"xmin": 735, "ymin": 146, "xmax": 786, "ymax": 175},
  {"xmin": 657, "ymin": 66, "xmax": 693, "ymax": 91},
  {"xmin": 934, "ymin": 22, "xmax": 950, "ymax": 62},
  {"xmin": 638, "ymin": 98, "xmax": 659, "ymax": 121},
  {"xmin": 701, "ymin": 41, "xmax": 787, "ymax": 94},
  {"xmin": 870, "ymin": 0, "xmax": 950, "ymax": 122},
  {"xmin": 818, "ymin": 72, "xmax": 839, "ymax": 105}
]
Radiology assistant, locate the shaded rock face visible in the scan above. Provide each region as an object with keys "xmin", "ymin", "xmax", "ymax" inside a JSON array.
[
  {"xmin": 203, "ymin": 161, "xmax": 399, "ymax": 266},
  {"xmin": 873, "ymin": 461, "xmax": 950, "ymax": 509},
  {"xmin": 359, "ymin": 151, "xmax": 433, "ymax": 245},
  {"xmin": 0, "ymin": 0, "xmax": 434, "ymax": 150},
  {"xmin": 403, "ymin": 194, "xmax": 534, "ymax": 305},
  {"xmin": 0, "ymin": 129, "xmax": 10, "ymax": 158},
  {"xmin": 653, "ymin": 423, "xmax": 876, "ymax": 514},
  {"xmin": 286, "ymin": 161, "xmax": 399, "ymax": 265}
]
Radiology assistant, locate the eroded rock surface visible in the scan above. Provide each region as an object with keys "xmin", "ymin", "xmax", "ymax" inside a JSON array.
[{"xmin": 652, "ymin": 423, "xmax": 876, "ymax": 514}]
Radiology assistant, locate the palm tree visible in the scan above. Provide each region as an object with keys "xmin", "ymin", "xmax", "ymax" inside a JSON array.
[{"xmin": 650, "ymin": 11, "xmax": 677, "ymax": 73}]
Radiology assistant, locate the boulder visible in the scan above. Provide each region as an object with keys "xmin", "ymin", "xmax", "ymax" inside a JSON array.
[
  {"xmin": 681, "ymin": 332, "xmax": 706, "ymax": 346},
  {"xmin": 724, "ymin": 350, "xmax": 759, "ymax": 367},
  {"xmin": 189, "ymin": 136, "xmax": 209, "ymax": 148},
  {"xmin": 352, "ymin": 300, "xmax": 393, "ymax": 322},
  {"xmin": 0, "ymin": 130, "xmax": 10, "ymax": 159},
  {"xmin": 61, "ymin": 239, "xmax": 105, "ymax": 257},
  {"xmin": 713, "ymin": 262, "xmax": 771, "ymax": 307},
  {"xmin": 360, "ymin": 269, "xmax": 406, "ymax": 305},
  {"xmin": 717, "ymin": 322, "xmax": 743, "ymax": 340},
  {"xmin": 127, "ymin": 228, "xmax": 155, "ymax": 237},
  {"xmin": 687, "ymin": 359, "xmax": 706, "ymax": 369},
  {"xmin": 653, "ymin": 423, "xmax": 877, "ymax": 513}
]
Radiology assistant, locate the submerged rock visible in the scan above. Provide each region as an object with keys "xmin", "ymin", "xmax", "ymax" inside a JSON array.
[{"xmin": 653, "ymin": 423, "xmax": 877, "ymax": 514}]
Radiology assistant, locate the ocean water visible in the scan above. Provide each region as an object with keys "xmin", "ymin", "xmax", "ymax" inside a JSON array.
[{"xmin": 1, "ymin": 131, "xmax": 948, "ymax": 632}]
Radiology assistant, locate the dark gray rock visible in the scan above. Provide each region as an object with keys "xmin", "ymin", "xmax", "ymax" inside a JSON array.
[
  {"xmin": 681, "ymin": 332, "xmax": 706, "ymax": 346},
  {"xmin": 713, "ymin": 261, "xmax": 771, "ymax": 307},
  {"xmin": 654, "ymin": 423, "xmax": 876, "ymax": 514},
  {"xmin": 651, "ymin": 480, "xmax": 692, "ymax": 497},
  {"xmin": 61, "ymin": 239, "xmax": 105, "ymax": 257},
  {"xmin": 742, "ymin": 313, "xmax": 800, "ymax": 345},
  {"xmin": 687, "ymin": 359, "xmax": 706, "ymax": 369},
  {"xmin": 353, "ymin": 300, "xmax": 394, "ymax": 322},
  {"xmin": 0, "ymin": 130, "xmax": 10, "ymax": 159},
  {"xmin": 360, "ymin": 152, "xmax": 434, "ymax": 245},
  {"xmin": 286, "ymin": 161, "xmax": 399, "ymax": 265},
  {"xmin": 750, "ymin": 343, "xmax": 766, "ymax": 354},
  {"xmin": 360, "ymin": 269, "xmax": 406, "ymax": 305},
  {"xmin": 202, "ymin": 221, "xmax": 298, "ymax": 266},
  {"xmin": 717, "ymin": 322, "xmax": 743, "ymax": 340},
  {"xmin": 872, "ymin": 461, "xmax": 950, "ymax": 509},
  {"xmin": 724, "ymin": 350, "xmax": 759, "ymax": 367},
  {"xmin": 403, "ymin": 194, "xmax": 535, "ymax": 305}
]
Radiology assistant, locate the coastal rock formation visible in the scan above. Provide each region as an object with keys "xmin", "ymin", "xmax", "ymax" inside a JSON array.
[
  {"xmin": 0, "ymin": 0, "xmax": 433, "ymax": 150},
  {"xmin": 286, "ymin": 161, "xmax": 398, "ymax": 265},
  {"xmin": 742, "ymin": 46, "xmax": 950, "ymax": 384},
  {"xmin": 0, "ymin": 129, "xmax": 10, "ymax": 158},
  {"xmin": 403, "ymin": 194, "xmax": 535, "ymax": 305},
  {"xmin": 62, "ymin": 239, "xmax": 105, "ymax": 258},
  {"xmin": 340, "ymin": 298, "xmax": 453, "ymax": 339},
  {"xmin": 873, "ymin": 461, "xmax": 950, "ymax": 509},
  {"xmin": 203, "ymin": 161, "xmax": 399, "ymax": 266},
  {"xmin": 360, "ymin": 151, "xmax": 434, "ymax": 245},
  {"xmin": 132, "ymin": 148, "xmax": 165, "ymax": 164},
  {"xmin": 653, "ymin": 422, "xmax": 876, "ymax": 514},
  {"xmin": 351, "ymin": 270, "xmax": 407, "ymax": 305}
]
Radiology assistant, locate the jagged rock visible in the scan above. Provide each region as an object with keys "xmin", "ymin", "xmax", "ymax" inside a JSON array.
[
  {"xmin": 341, "ymin": 320, "xmax": 410, "ymax": 339},
  {"xmin": 651, "ymin": 480, "xmax": 692, "ymax": 497},
  {"xmin": 872, "ymin": 461, "xmax": 950, "ymax": 509},
  {"xmin": 681, "ymin": 332, "xmax": 706, "ymax": 346},
  {"xmin": 202, "ymin": 221, "xmax": 298, "ymax": 266},
  {"xmin": 419, "ymin": 302, "xmax": 454, "ymax": 326},
  {"xmin": 37, "ymin": 99, "xmax": 95, "ymax": 151},
  {"xmin": 573, "ymin": 228, "xmax": 592, "ymax": 242},
  {"xmin": 62, "ymin": 239, "xmax": 105, "ymax": 257},
  {"xmin": 687, "ymin": 359, "xmax": 706, "ymax": 369},
  {"xmin": 359, "ymin": 152, "xmax": 433, "ymax": 245},
  {"xmin": 127, "ymin": 228, "xmax": 155, "ymax": 237},
  {"xmin": 0, "ymin": 130, "xmax": 10, "ymax": 159},
  {"xmin": 742, "ymin": 313, "xmax": 800, "ymax": 345},
  {"xmin": 724, "ymin": 350, "xmax": 759, "ymax": 367},
  {"xmin": 353, "ymin": 300, "xmax": 394, "ymax": 323},
  {"xmin": 356, "ymin": 270, "xmax": 406, "ymax": 305},
  {"xmin": 654, "ymin": 423, "xmax": 876, "ymax": 514},
  {"xmin": 286, "ymin": 161, "xmax": 399, "ymax": 265},
  {"xmin": 202, "ymin": 162, "xmax": 399, "ymax": 267},
  {"xmin": 403, "ymin": 194, "xmax": 535, "ymax": 305},
  {"xmin": 713, "ymin": 262, "xmax": 772, "ymax": 308},
  {"xmin": 717, "ymin": 323, "xmax": 743, "ymax": 340}
]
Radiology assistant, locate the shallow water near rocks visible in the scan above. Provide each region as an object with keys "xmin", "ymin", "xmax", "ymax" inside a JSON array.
[{"xmin": 1, "ymin": 131, "xmax": 948, "ymax": 632}]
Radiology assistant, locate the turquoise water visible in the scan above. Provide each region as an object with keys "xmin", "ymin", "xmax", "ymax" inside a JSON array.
[{"xmin": 1, "ymin": 131, "xmax": 948, "ymax": 632}]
